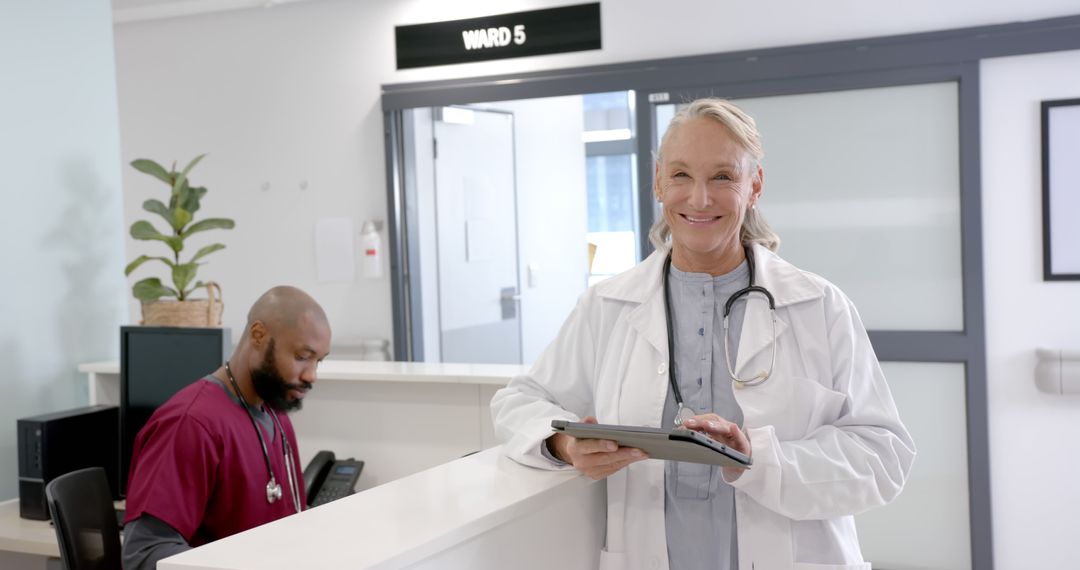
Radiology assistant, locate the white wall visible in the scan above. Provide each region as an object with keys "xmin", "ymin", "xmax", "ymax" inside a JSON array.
[
  {"xmin": 114, "ymin": 2, "xmax": 397, "ymax": 347},
  {"xmin": 981, "ymin": 49, "xmax": 1080, "ymax": 570},
  {"xmin": 0, "ymin": 0, "xmax": 127, "ymax": 504}
]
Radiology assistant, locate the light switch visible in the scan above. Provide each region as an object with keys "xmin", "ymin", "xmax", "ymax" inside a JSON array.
[{"xmin": 527, "ymin": 263, "xmax": 540, "ymax": 288}]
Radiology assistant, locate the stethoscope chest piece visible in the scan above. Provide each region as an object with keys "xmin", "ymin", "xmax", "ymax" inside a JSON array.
[
  {"xmin": 266, "ymin": 477, "xmax": 283, "ymax": 504},
  {"xmin": 674, "ymin": 403, "xmax": 697, "ymax": 427}
]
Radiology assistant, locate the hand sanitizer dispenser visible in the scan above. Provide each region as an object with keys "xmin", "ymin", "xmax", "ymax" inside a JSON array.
[{"xmin": 360, "ymin": 221, "xmax": 382, "ymax": 279}]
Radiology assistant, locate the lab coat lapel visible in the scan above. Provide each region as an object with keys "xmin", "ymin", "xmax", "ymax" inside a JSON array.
[
  {"xmin": 597, "ymin": 250, "xmax": 669, "ymax": 358},
  {"xmin": 733, "ymin": 300, "xmax": 788, "ymax": 380},
  {"xmin": 596, "ymin": 251, "xmax": 669, "ymax": 429},
  {"xmin": 733, "ymin": 244, "xmax": 821, "ymax": 379},
  {"xmin": 626, "ymin": 290, "xmax": 668, "ymax": 358}
]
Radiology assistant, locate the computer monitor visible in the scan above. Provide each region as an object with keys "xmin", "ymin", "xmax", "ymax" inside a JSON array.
[{"xmin": 119, "ymin": 326, "xmax": 231, "ymax": 496}]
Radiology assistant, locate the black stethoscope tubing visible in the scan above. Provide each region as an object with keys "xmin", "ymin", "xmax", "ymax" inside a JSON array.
[
  {"xmin": 224, "ymin": 361, "xmax": 301, "ymax": 512},
  {"xmin": 662, "ymin": 245, "xmax": 777, "ymax": 418}
]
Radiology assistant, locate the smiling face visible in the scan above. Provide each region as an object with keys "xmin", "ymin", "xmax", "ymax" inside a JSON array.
[{"xmin": 655, "ymin": 116, "xmax": 763, "ymax": 274}]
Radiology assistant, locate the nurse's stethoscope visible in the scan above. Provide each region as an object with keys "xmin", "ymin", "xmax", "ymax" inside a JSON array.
[
  {"xmin": 662, "ymin": 246, "xmax": 778, "ymax": 427},
  {"xmin": 224, "ymin": 361, "xmax": 302, "ymax": 513}
]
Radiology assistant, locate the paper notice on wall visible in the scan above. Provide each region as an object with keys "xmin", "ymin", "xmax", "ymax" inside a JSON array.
[{"xmin": 315, "ymin": 218, "xmax": 356, "ymax": 282}]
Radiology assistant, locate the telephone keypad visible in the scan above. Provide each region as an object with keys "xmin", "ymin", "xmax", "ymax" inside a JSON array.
[{"xmin": 308, "ymin": 459, "xmax": 364, "ymax": 507}]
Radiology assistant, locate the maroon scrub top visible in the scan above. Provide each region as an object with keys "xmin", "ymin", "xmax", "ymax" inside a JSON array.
[{"xmin": 124, "ymin": 377, "xmax": 307, "ymax": 545}]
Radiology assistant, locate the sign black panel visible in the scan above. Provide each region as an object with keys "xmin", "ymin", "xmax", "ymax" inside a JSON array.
[{"xmin": 395, "ymin": 3, "xmax": 601, "ymax": 70}]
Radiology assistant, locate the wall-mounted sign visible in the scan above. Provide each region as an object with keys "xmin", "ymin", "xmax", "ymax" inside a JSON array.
[{"xmin": 395, "ymin": 3, "xmax": 601, "ymax": 70}]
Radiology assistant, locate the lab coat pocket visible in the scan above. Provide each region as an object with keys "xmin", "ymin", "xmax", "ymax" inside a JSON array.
[
  {"xmin": 793, "ymin": 563, "xmax": 871, "ymax": 570},
  {"xmin": 598, "ymin": 548, "xmax": 628, "ymax": 570},
  {"xmin": 751, "ymin": 375, "xmax": 847, "ymax": 440}
]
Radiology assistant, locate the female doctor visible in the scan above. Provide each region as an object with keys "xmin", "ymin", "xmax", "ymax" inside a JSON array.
[{"xmin": 491, "ymin": 98, "xmax": 916, "ymax": 570}]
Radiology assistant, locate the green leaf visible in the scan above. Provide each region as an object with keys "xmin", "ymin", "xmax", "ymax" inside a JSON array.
[
  {"xmin": 182, "ymin": 280, "xmax": 211, "ymax": 298},
  {"xmin": 172, "ymin": 154, "xmax": 207, "ymax": 195},
  {"xmin": 133, "ymin": 277, "xmax": 178, "ymax": 301},
  {"xmin": 172, "ymin": 262, "xmax": 198, "ymax": 297},
  {"xmin": 189, "ymin": 243, "xmax": 225, "ymax": 264},
  {"xmin": 141, "ymin": 199, "xmax": 175, "ymax": 230},
  {"xmin": 130, "ymin": 220, "xmax": 166, "ymax": 240},
  {"xmin": 172, "ymin": 181, "xmax": 196, "ymax": 227},
  {"xmin": 130, "ymin": 221, "xmax": 183, "ymax": 253},
  {"xmin": 124, "ymin": 255, "xmax": 175, "ymax": 276},
  {"xmin": 174, "ymin": 178, "xmax": 189, "ymax": 199},
  {"xmin": 164, "ymin": 176, "xmax": 179, "ymax": 205},
  {"xmin": 131, "ymin": 159, "xmax": 172, "ymax": 185},
  {"xmin": 181, "ymin": 217, "xmax": 235, "ymax": 239},
  {"xmin": 173, "ymin": 207, "xmax": 193, "ymax": 231},
  {"xmin": 181, "ymin": 281, "xmax": 206, "ymax": 300},
  {"xmin": 182, "ymin": 154, "xmax": 206, "ymax": 175},
  {"xmin": 180, "ymin": 186, "xmax": 207, "ymax": 214}
]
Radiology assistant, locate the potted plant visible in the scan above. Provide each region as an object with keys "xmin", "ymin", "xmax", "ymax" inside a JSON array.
[{"xmin": 124, "ymin": 154, "xmax": 235, "ymax": 327}]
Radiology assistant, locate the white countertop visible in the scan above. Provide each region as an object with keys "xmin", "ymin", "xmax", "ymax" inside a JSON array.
[
  {"xmin": 79, "ymin": 360, "xmax": 529, "ymax": 386},
  {"xmin": 159, "ymin": 447, "xmax": 592, "ymax": 570},
  {"xmin": 0, "ymin": 500, "xmax": 60, "ymax": 558}
]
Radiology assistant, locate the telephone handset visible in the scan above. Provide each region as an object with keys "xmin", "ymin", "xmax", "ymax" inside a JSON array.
[{"xmin": 302, "ymin": 450, "xmax": 364, "ymax": 507}]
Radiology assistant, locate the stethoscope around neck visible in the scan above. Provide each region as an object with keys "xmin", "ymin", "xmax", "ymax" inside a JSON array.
[
  {"xmin": 662, "ymin": 245, "xmax": 778, "ymax": 427},
  {"xmin": 225, "ymin": 361, "xmax": 302, "ymax": 513}
]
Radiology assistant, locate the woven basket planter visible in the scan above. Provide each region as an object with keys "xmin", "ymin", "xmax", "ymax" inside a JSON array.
[{"xmin": 140, "ymin": 282, "xmax": 223, "ymax": 327}]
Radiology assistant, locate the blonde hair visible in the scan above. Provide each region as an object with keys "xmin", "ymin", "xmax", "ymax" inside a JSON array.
[{"xmin": 649, "ymin": 98, "xmax": 780, "ymax": 252}]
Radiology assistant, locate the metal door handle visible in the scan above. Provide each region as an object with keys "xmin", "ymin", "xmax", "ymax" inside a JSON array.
[{"xmin": 499, "ymin": 287, "xmax": 520, "ymax": 320}]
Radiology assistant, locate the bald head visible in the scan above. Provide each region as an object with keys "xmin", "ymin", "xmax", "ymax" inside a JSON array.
[
  {"xmin": 231, "ymin": 286, "xmax": 331, "ymax": 411},
  {"xmin": 245, "ymin": 286, "xmax": 329, "ymax": 340}
]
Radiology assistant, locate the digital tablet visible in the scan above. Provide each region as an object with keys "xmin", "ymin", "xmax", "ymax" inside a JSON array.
[{"xmin": 551, "ymin": 420, "xmax": 752, "ymax": 468}]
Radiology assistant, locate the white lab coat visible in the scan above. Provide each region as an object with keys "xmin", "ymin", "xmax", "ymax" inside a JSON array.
[{"xmin": 491, "ymin": 244, "xmax": 916, "ymax": 570}]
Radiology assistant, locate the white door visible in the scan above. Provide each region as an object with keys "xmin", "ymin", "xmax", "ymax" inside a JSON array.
[{"xmin": 433, "ymin": 107, "xmax": 522, "ymax": 364}]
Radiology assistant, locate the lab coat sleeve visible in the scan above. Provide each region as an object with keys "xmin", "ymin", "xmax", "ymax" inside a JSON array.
[
  {"xmin": 491, "ymin": 292, "xmax": 599, "ymax": 470},
  {"xmin": 728, "ymin": 285, "xmax": 917, "ymax": 520}
]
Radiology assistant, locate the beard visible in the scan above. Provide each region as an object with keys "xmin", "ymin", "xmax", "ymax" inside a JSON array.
[{"xmin": 251, "ymin": 339, "xmax": 311, "ymax": 412}]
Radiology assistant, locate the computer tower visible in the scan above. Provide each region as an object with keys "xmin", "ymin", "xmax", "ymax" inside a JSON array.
[{"xmin": 17, "ymin": 405, "xmax": 119, "ymax": 520}]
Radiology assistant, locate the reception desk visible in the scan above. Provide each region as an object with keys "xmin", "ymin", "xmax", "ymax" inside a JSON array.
[
  {"xmin": 0, "ymin": 360, "xmax": 534, "ymax": 570},
  {"xmin": 0, "ymin": 449, "xmax": 605, "ymax": 570},
  {"xmin": 159, "ymin": 447, "xmax": 605, "ymax": 570},
  {"xmin": 80, "ymin": 359, "xmax": 529, "ymax": 490}
]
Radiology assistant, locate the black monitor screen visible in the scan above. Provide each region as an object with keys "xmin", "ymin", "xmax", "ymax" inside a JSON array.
[{"xmin": 120, "ymin": 326, "xmax": 231, "ymax": 496}]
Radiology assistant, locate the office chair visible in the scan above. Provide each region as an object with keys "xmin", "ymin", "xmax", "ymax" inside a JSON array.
[{"xmin": 45, "ymin": 467, "xmax": 122, "ymax": 570}]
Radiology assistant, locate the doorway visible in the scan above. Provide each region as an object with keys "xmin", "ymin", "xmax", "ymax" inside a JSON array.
[{"xmin": 396, "ymin": 92, "xmax": 641, "ymax": 365}]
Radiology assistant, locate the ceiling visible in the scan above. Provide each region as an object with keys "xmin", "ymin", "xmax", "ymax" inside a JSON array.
[
  {"xmin": 111, "ymin": 0, "xmax": 325, "ymax": 23},
  {"xmin": 113, "ymin": 0, "xmax": 197, "ymax": 8}
]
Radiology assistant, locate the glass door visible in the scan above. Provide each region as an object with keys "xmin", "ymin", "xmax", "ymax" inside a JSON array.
[{"xmin": 431, "ymin": 107, "xmax": 523, "ymax": 364}]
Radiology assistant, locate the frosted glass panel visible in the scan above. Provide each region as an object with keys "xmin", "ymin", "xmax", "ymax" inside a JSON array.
[
  {"xmin": 857, "ymin": 362, "xmax": 971, "ymax": 570},
  {"xmin": 655, "ymin": 83, "xmax": 963, "ymax": 330}
]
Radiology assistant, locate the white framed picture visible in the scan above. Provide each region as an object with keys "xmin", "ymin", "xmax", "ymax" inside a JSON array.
[{"xmin": 1042, "ymin": 98, "xmax": 1080, "ymax": 281}]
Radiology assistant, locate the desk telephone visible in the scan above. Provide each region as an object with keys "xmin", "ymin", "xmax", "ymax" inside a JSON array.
[{"xmin": 302, "ymin": 450, "xmax": 364, "ymax": 507}]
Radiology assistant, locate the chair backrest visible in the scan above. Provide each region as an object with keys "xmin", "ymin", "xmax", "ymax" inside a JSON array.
[{"xmin": 45, "ymin": 467, "xmax": 122, "ymax": 570}]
